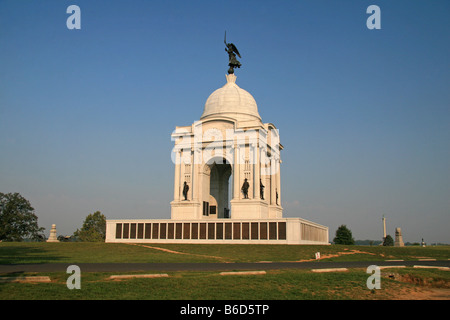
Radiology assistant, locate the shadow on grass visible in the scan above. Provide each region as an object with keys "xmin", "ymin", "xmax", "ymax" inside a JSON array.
[
  {"xmin": 0, "ymin": 271, "xmax": 25, "ymax": 294},
  {"xmin": 0, "ymin": 243, "xmax": 67, "ymax": 264}
]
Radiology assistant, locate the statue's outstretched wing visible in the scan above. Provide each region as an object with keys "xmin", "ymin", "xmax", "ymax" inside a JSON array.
[{"xmin": 230, "ymin": 43, "xmax": 241, "ymax": 58}]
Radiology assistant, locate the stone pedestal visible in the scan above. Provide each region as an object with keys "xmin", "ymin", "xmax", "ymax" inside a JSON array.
[
  {"xmin": 46, "ymin": 224, "xmax": 59, "ymax": 242},
  {"xmin": 230, "ymin": 199, "xmax": 268, "ymax": 219},
  {"xmin": 171, "ymin": 201, "xmax": 202, "ymax": 220}
]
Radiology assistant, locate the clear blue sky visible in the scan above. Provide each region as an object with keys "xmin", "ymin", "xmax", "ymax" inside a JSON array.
[{"xmin": 1, "ymin": 0, "xmax": 449, "ymax": 243}]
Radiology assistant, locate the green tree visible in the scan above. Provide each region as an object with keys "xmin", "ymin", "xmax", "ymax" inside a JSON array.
[
  {"xmin": 0, "ymin": 192, "xmax": 45, "ymax": 241},
  {"xmin": 383, "ymin": 234, "xmax": 394, "ymax": 246},
  {"xmin": 333, "ymin": 224, "xmax": 355, "ymax": 245},
  {"xmin": 73, "ymin": 211, "xmax": 106, "ymax": 242}
]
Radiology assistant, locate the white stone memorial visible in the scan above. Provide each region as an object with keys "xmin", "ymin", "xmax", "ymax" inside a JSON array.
[
  {"xmin": 394, "ymin": 227, "xmax": 404, "ymax": 247},
  {"xmin": 46, "ymin": 224, "xmax": 59, "ymax": 242},
  {"xmin": 105, "ymin": 70, "xmax": 328, "ymax": 244},
  {"xmin": 170, "ymin": 74, "xmax": 282, "ymax": 220}
]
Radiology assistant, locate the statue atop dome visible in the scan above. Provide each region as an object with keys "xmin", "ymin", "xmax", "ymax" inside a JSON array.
[{"xmin": 224, "ymin": 31, "xmax": 241, "ymax": 74}]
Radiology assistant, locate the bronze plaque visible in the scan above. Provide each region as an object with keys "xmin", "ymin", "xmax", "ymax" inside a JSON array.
[
  {"xmin": 242, "ymin": 223, "xmax": 249, "ymax": 240},
  {"xmin": 123, "ymin": 223, "xmax": 129, "ymax": 239},
  {"xmin": 269, "ymin": 222, "xmax": 277, "ymax": 240},
  {"xmin": 225, "ymin": 223, "xmax": 232, "ymax": 239},
  {"xmin": 183, "ymin": 223, "xmax": 190, "ymax": 239},
  {"xmin": 152, "ymin": 223, "xmax": 159, "ymax": 239},
  {"xmin": 130, "ymin": 223, "xmax": 137, "ymax": 239},
  {"xmin": 191, "ymin": 223, "xmax": 198, "ymax": 239},
  {"xmin": 145, "ymin": 223, "xmax": 152, "ymax": 239},
  {"xmin": 251, "ymin": 222, "xmax": 259, "ymax": 240},
  {"xmin": 260, "ymin": 222, "xmax": 267, "ymax": 240},
  {"xmin": 233, "ymin": 223, "xmax": 241, "ymax": 239},
  {"xmin": 115, "ymin": 223, "xmax": 122, "ymax": 239},
  {"xmin": 137, "ymin": 223, "xmax": 144, "ymax": 239},
  {"xmin": 176, "ymin": 223, "xmax": 182, "ymax": 239},
  {"xmin": 200, "ymin": 223, "xmax": 207, "ymax": 239},
  {"xmin": 167, "ymin": 223, "xmax": 174, "ymax": 239},
  {"xmin": 208, "ymin": 223, "xmax": 215, "ymax": 239},
  {"xmin": 216, "ymin": 223, "xmax": 223, "ymax": 240},
  {"xmin": 278, "ymin": 222, "xmax": 286, "ymax": 240}
]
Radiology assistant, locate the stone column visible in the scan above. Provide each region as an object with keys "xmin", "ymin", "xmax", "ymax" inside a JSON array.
[
  {"xmin": 229, "ymin": 145, "xmax": 235, "ymax": 199},
  {"xmin": 233, "ymin": 145, "xmax": 240, "ymax": 200},
  {"xmin": 173, "ymin": 150, "xmax": 181, "ymax": 201},
  {"xmin": 253, "ymin": 143, "xmax": 260, "ymax": 200},
  {"xmin": 276, "ymin": 158, "xmax": 281, "ymax": 205},
  {"xmin": 270, "ymin": 157, "xmax": 276, "ymax": 205},
  {"xmin": 190, "ymin": 149, "xmax": 194, "ymax": 200},
  {"xmin": 193, "ymin": 148, "xmax": 201, "ymax": 202},
  {"xmin": 260, "ymin": 147, "xmax": 267, "ymax": 202}
]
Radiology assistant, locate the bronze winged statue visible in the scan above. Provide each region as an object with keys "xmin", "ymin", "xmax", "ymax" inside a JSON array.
[{"xmin": 224, "ymin": 31, "xmax": 241, "ymax": 74}]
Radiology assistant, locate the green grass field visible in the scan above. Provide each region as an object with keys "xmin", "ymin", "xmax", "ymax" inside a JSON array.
[
  {"xmin": 1, "ymin": 242, "xmax": 449, "ymax": 264},
  {"xmin": 0, "ymin": 242, "xmax": 449, "ymax": 300}
]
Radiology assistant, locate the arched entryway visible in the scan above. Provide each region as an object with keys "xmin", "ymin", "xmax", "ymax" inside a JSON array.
[{"xmin": 205, "ymin": 157, "xmax": 231, "ymax": 218}]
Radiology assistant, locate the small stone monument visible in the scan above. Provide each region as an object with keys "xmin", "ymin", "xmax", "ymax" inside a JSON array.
[
  {"xmin": 46, "ymin": 224, "xmax": 59, "ymax": 242},
  {"xmin": 394, "ymin": 227, "xmax": 404, "ymax": 247}
]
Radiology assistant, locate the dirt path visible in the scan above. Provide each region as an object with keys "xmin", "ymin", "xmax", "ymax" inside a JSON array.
[
  {"xmin": 296, "ymin": 249, "xmax": 377, "ymax": 262},
  {"xmin": 125, "ymin": 243, "xmax": 231, "ymax": 262},
  {"xmin": 385, "ymin": 272, "xmax": 450, "ymax": 300},
  {"xmin": 388, "ymin": 286, "xmax": 450, "ymax": 300}
]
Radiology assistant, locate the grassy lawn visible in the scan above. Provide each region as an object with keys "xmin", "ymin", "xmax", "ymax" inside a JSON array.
[
  {"xmin": 0, "ymin": 242, "xmax": 219, "ymax": 264},
  {"xmin": 0, "ymin": 242, "xmax": 448, "ymax": 300},
  {"xmin": 1, "ymin": 242, "xmax": 449, "ymax": 264},
  {"xmin": 0, "ymin": 267, "xmax": 448, "ymax": 300}
]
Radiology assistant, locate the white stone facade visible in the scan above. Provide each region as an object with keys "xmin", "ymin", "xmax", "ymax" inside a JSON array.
[{"xmin": 170, "ymin": 74, "xmax": 283, "ymax": 221}]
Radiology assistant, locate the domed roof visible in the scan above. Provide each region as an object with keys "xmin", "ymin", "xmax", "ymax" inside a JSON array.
[{"xmin": 200, "ymin": 74, "xmax": 262, "ymax": 122}]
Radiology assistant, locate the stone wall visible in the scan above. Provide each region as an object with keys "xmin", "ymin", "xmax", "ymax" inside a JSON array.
[{"xmin": 106, "ymin": 218, "xmax": 329, "ymax": 245}]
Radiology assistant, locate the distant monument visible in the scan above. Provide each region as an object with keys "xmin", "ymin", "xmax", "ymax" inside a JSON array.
[
  {"xmin": 46, "ymin": 224, "xmax": 59, "ymax": 242},
  {"xmin": 394, "ymin": 227, "xmax": 404, "ymax": 247}
]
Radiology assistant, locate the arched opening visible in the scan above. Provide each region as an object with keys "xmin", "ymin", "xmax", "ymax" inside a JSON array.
[{"xmin": 206, "ymin": 157, "xmax": 231, "ymax": 218}]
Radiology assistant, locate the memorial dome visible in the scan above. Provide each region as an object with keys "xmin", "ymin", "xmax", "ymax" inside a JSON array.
[{"xmin": 200, "ymin": 74, "xmax": 262, "ymax": 122}]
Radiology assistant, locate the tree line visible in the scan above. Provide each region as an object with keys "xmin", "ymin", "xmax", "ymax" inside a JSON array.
[
  {"xmin": 0, "ymin": 192, "xmax": 105, "ymax": 242},
  {"xmin": 333, "ymin": 224, "xmax": 394, "ymax": 246}
]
